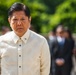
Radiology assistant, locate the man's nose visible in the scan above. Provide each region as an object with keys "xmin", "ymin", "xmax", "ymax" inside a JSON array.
[{"xmin": 17, "ymin": 20, "xmax": 21, "ymax": 25}]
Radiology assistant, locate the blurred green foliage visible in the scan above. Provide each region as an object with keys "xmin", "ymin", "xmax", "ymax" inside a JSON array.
[{"xmin": 0, "ymin": 0, "xmax": 76, "ymax": 33}]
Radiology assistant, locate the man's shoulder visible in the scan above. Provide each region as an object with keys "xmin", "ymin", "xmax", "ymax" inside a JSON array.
[
  {"xmin": 0, "ymin": 31, "xmax": 13, "ymax": 42},
  {"xmin": 30, "ymin": 30, "xmax": 47, "ymax": 41}
]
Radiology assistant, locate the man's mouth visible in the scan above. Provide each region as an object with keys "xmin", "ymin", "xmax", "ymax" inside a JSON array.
[{"xmin": 17, "ymin": 28, "xmax": 23, "ymax": 30}]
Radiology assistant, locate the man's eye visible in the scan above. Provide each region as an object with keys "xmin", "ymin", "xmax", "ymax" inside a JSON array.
[
  {"xmin": 21, "ymin": 18, "xmax": 25, "ymax": 20},
  {"xmin": 13, "ymin": 19, "xmax": 18, "ymax": 21}
]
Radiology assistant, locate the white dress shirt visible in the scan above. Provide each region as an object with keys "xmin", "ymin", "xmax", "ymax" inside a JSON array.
[
  {"xmin": 0, "ymin": 29, "xmax": 50, "ymax": 75},
  {"xmin": 57, "ymin": 36, "xmax": 65, "ymax": 45}
]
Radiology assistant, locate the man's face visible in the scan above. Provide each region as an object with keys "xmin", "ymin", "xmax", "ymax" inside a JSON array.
[
  {"xmin": 8, "ymin": 11, "xmax": 31, "ymax": 37},
  {"xmin": 56, "ymin": 28, "xmax": 64, "ymax": 37}
]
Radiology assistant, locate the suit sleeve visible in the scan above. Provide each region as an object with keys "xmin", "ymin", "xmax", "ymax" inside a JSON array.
[
  {"xmin": 40, "ymin": 39, "xmax": 50, "ymax": 75},
  {"xmin": 49, "ymin": 40, "xmax": 58, "ymax": 58},
  {"xmin": 64, "ymin": 39, "xmax": 75, "ymax": 62}
]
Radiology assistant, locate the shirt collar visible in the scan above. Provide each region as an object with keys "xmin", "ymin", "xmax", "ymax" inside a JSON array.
[
  {"xmin": 13, "ymin": 29, "xmax": 30, "ymax": 44},
  {"xmin": 57, "ymin": 36, "xmax": 65, "ymax": 43}
]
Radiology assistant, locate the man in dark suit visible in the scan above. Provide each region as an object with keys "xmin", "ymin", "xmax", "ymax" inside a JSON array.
[{"xmin": 49, "ymin": 26, "xmax": 73, "ymax": 75}]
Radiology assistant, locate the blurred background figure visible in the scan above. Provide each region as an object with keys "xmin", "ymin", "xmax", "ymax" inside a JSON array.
[
  {"xmin": 73, "ymin": 48, "xmax": 76, "ymax": 75},
  {"xmin": 48, "ymin": 29, "xmax": 56, "ymax": 41},
  {"xmin": 49, "ymin": 25, "xmax": 74, "ymax": 75},
  {"xmin": 1, "ymin": 26, "xmax": 11, "ymax": 35},
  {"xmin": 64, "ymin": 27, "xmax": 75, "ymax": 75},
  {"xmin": 73, "ymin": 49, "xmax": 76, "ymax": 56},
  {"xmin": 48, "ymin": 28, "xmax": 56, "ymax": 75}
]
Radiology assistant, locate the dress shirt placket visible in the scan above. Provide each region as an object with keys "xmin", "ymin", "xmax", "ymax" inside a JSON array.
[{"xmin": 18, "ymin": 39, "xmax": 23, "ymax": 75}]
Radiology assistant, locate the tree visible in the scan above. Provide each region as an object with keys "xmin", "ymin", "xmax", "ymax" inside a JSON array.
[
  {"xmin": 49, "ymin": 0, "xmax": 76, "ymax": 32},
  {"xmin": 0, "ymin": 0, "xmax": 76, "ymax": 33},
  {"xmin": 0, "ymin": 0, "xmax": 49, "ymax": 33}
]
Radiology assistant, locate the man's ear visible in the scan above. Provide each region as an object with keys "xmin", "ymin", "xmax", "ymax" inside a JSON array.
[
  {"xmin": 8, "ymin": 17, "xmax": 11, "ymax": 23},
  {"xmin": 29, "ymin": 17, "xmax": 31, "ymax": 23},
  {"xmin": 28, "ymin": 17, "xmax": 31, "ymax": 28}
]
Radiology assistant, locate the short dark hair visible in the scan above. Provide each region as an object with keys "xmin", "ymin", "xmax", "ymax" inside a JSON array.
[
  {"xmin": 8, "ymin": 2, "xmax": 30, "ymax": 18},
  {"xmin": 56, "ymin": 25, "xmax": 64, "ymax": 32}
]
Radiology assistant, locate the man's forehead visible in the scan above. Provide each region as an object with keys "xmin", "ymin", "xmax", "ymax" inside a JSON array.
[
  {"xmin": 11, "ymin": 12, "xmax": 28, "ymax": 19},
  {"xmin": 12, "ymin": 11, "xmax": 25, "ymax": 15},
  {"xmin": 56, "ymin": 27, "xmax": 64, "ymax": 32}
]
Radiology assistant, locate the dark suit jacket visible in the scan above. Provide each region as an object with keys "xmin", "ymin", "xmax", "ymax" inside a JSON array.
[{"xmin": 48, "ymin": 37, "xmax": 74, "ymax": 68}]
